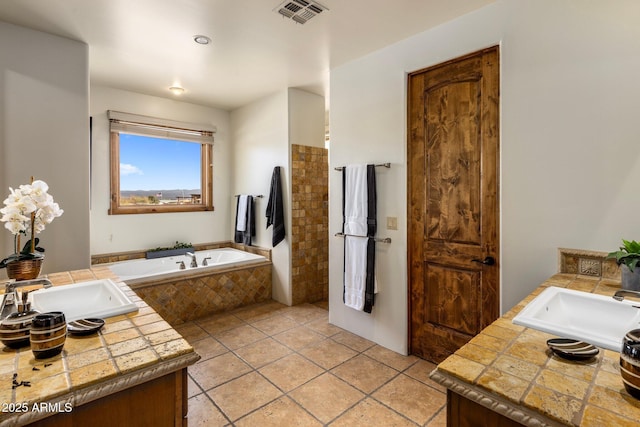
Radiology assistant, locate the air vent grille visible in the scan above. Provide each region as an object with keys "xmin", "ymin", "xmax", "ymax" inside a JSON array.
[{"xmin": 274, "ymin": 0, "xmax": 328, "ymax": 25}]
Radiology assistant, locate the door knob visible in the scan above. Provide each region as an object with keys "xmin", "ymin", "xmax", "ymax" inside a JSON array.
[{"xmin": 471, "ymin": 256, "xmax": 495, "ymax": 266}]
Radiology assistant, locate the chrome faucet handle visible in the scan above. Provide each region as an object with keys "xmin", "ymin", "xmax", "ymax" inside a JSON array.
[
  {"xmin": 203, "ymin": 257, "xmax": 212, "ymax": 266},
  {"xmin": 176, "ymin": 261, "xmax": 186, "ymax": 270},
  {"xmin": 613, "ymin": 289, "xmax": 640, "ymax": 301}
]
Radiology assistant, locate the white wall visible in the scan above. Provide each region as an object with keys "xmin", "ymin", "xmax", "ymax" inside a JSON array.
[
  {"xmin": 230, "ymin": 88, "xmax": 324, "ymax": 305},
  {"xmin": 230, "ymin": 90, "xmax": 291, "ymax": 304},
  {"xmin": 0, "ymin": 21, "xmax": 90, "ymax": 274},
  {"xmin": 90, "ymin": 85, "xmax": 231, "ymax": 254},
  {"xmin": 329, "ymin": 0, "xmax": 640, "ymax": 355}
]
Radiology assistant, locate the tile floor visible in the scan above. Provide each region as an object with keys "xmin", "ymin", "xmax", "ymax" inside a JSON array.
[{"xmin": 175, "ymin": 301, "xmax": 447, "ymax": 426}]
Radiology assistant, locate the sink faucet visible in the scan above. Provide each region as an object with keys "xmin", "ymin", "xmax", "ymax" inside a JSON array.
[
  {"xmin": 0, "ymin": 278, "xmax": 53, "ymax": 319},
  {"xmin": 613, "ymin": 290, "xmax": 640, "ymax": 301},
  {"xmin": 185, "ymin": 252, "xmax": 198, "ymax": 268}
]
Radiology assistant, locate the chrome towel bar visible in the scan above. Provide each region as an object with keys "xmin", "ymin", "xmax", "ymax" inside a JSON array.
[
  {"xmin": 334, "ymin": 232, "xmax": 391, "ymax": 244},
  {"xmin": 334, "ymin": 162, "xmax": 390, "ymax": 171}
]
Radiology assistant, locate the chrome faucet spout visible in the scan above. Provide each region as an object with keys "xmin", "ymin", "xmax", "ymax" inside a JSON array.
[
  {"xmin": 613, "ymin": 290, "xmax": 640, "ymax": 301},
  {"xmin": 185, "ymin": 252, "xmax": 198, "ymax": 268},
  {"xmin": 0, "ymin": 278, "xmax": 54, "ymax": 320}
]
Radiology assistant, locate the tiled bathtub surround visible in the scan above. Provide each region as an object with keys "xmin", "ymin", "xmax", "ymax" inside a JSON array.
[
  {"xmin": 291, "ymin": 144, "xmax": 329, "ymax": 304},
  {"xmin": 91, "ymin": 241, "xmax": 271, "ymax": 265},
  {"xmin": 126, "ymin": 263, "xmax": 272, "ymax": 325}
]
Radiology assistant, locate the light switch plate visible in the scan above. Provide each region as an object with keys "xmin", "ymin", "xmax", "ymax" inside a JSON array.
[{"xmin": 386, "ymin": 216, "xmax": 398, "ymax": 230}]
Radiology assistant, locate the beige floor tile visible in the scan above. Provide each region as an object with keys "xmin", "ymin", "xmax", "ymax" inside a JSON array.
[
  {"xmin": 289, "ymin": 373, "xmax": 365, "ymax": 423},
  {"xmin": 331, "ymin": 354, "xmax": 399, "ymax": 394},
  {"xmin": 232, "ymin": 301, "xmax": 287, "ymax": 322},
  {"xmin": 372, "ymin": 374, "xmax": 445, "ymax": 425},
  {"xmin": 234, "ymin": 337, "xmax": 292, "ymax": 369},
  {"xmin": 273, "ymin": 326, "xmax": 325, "ymax": 351},
  {"xmin": 365, "ymin": 345, "xmax": 419, "ymax": 371},
  {"xmin": 191, "ymin": 336, "xmax": 228, "ymax": 362},
  {"xmin": 174, "ymin": 322, "xmax": 209, "ymax": 343},
  {"xmin": 331, "ymin": 331, "xmax": 376, "ymax": 352},
  {"xmin": 300, "ymin": 339, "xmax": 358, "ymax": 370},
  {"xmin": 259, "ymin": 354, "xmax": 324, "ymax": 392},
  {"xmin": 215, "ymin": 324, "xmax": 267, "ymax": 350},
  {"xmin": 280, "ymin": 304, "xmax": 328, "ymax": 324},
  {"xmin": 235, "ymin": 396, "xmax": 322, "ymax": 427},
  {"xmin": 425, "ymin": 406, "xmax": 447, "ymax": 426},
  {"xmin": 189, "ymin": 352, "xmax": 252, "ymax": 391},
  {"xmin": 330, "ymin": 398, "xmax": 416, "ymax": 427},
  {"xmin": 188, "ymin": 374, "xmax": 202, "ymax": 398},
  {"xmin": 197, "ymin": 313, "xmax": 245, "ymax": 335},
  {"xmin": 251, "ymin": 314, "xmax": 299, "ymax": 335},
  {"xmin": 208, "ymin": 372, "xmax": 283, "ymax": 421},
  {"xmin": 305, "ymin": 318, "xmax": 344, "ymax": 337},
  {"xmin": 188, "ymin": 394, "xmax": 229, "ymax": 427},
  {"xmin": 404, "ymin": 359, "xmax": 446, "ymax": 393}
]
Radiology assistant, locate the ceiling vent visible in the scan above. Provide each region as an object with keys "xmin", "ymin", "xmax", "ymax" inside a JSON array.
[{"xmin": 274, "ymin": 0, "xmax": 328, "ymax": 24}]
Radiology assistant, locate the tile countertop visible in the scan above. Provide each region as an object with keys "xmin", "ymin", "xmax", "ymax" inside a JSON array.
[
  {"xmin": 429, "ymin": 273, "xmax": 640, "ymax": 427},
  {"xmin": 0, "ymin": 267, "xmax": 200, "ymax": 427}
]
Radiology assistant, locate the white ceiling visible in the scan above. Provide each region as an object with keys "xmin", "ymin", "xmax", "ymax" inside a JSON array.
[{"xmin": 0, "ymin": 0, "xmax": 493, "ymax": 111}]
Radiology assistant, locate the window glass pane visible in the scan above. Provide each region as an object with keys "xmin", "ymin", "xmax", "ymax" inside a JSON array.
[{"xmin": 119, "ymin": 133, "xmax": 202, "ymax": 206}]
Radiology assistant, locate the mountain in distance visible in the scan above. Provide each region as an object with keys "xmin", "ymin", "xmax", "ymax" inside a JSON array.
[{"xmin": 121, "ymin": 189, "xmax": 200, "ymax": 200}]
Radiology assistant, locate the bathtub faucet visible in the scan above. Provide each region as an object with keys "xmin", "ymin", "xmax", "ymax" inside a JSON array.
[{"xmin": 185, "ymin": 252, "xmax": 198, "ymax": 268}]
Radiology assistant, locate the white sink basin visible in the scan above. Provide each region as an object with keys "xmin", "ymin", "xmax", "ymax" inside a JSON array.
[
  {"xmin": 512, "ymin": 286, "xmax": 640, "ymax": 351},
  {"xmin": 30, "ymin": 279, "xmax": 138, "ymax": 322}
]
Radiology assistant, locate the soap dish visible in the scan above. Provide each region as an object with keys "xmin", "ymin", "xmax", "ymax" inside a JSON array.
[
  {"xmin": 67, "ymin": 318, "xmax": 105, "ymax": 336},
  {"xmin": 547, "ymin": 338, "xmax": 599, "ymax": 360}
]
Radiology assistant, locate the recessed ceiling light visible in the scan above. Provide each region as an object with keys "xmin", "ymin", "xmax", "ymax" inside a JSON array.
[
  {"xmin": 193, "ymin": 35, "xmax": 211, "ymax": 45},
  {"xmin": 169, "ymin": 86, "xmax": 184, "ymax": 95}
]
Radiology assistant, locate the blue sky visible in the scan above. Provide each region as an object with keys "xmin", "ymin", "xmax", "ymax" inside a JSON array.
[{"xmin": 119, "ymin": 134, "xmax": 201, "ymax": 191}]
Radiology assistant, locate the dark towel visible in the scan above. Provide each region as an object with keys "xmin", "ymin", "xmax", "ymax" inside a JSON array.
[
  {"xmin": 266, "ymin": 166, "xmax": 285, "ymax": 247},
  {"xmin": 364, "ymin": 164, "xmax": 377, "ymax": 313},
  {"xmin": 234, "ymin": 195, "xmax": 255, "ymax": 246}
]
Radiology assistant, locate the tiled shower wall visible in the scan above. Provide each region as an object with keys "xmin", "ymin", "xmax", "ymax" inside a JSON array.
[{"xmin": 291, "ymin": 144, "xmax": 329, "ymax": 304}]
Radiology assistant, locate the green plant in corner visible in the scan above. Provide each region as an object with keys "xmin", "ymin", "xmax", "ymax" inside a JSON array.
[{"xmin": 607, "ymin": 239, "xmax": 640, "ymax": 272}]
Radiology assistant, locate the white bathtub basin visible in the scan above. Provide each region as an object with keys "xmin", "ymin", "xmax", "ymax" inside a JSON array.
[
  {"xmin": 512, "ymin": 286, "xmax": 640, "ymax": 351},
  {"xmin": 30, "ymin": 279, "xmax": 138, "ymax": 322}
]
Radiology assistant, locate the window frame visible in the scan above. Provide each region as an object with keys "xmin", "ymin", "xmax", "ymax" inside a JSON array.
[{"xmin": 108, "ymin": 112, "xmax": 214, "ymax": 215}]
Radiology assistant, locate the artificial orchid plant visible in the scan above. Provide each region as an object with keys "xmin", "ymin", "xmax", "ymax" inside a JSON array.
[{"xmin": 0, "ymin": 178, "xmax": 63, "ymax": 266}]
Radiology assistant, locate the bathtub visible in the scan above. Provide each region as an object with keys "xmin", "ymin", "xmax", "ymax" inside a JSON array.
[
  {"xmin": 107, "ymin": 248, "xmax": 272, "ymax": 324},
  {"xmin": 108, "ymin": 248, "xmax": 267, "ymax": 284}
]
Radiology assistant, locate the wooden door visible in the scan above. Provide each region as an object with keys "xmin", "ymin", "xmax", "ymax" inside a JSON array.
[{"xmin": 408, "ymin": 47, "xmax": 499, "ymax": 363}]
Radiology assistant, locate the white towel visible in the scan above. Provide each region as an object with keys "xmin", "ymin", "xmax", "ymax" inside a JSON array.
[
  {"xmin": 236, "ymin": 195, "xmax": 248, "ymax": 232},
  {"xmin": 343, "ymin": 165, "xmax": 368, "ymax": 236},
  {"xmin": 343, "ymin": 164, "xmax": 369, "ymax": 311},
  {"xmin": 344, "ymin": 235, "xmax": 368, "ymax": 311}
]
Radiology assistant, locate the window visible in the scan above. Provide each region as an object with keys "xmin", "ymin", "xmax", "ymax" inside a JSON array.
[{"xmin": 108, "ymin": 111, "xmax": 215, "ymax": 214}]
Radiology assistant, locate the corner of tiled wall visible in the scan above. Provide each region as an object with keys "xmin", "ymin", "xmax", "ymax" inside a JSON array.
[{"xmin": 291, "ymin": 144, "xmax": 329, "ymax": 305}]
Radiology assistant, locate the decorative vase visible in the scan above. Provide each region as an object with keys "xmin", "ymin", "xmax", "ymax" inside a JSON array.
[
  {"xmin": 0, "ymin": 309, "xmax": 39, "ymax": 349},
  {"xmin": 30, "ymin": 311, "xmax": 66, "ymax": 359},
  {"xmin": 621, "ymin": 265, "xmax": 640, "ymax": 291},
  {"xmin": 6, "ymin": 257, "xmax": 43, "ymax": 281},
  {"xmin": 620, "ymin": 329, "xmax": 640, "ymax": 399}
]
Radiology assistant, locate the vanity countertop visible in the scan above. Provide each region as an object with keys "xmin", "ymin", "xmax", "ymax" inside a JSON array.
[
  {"xmin": 0, "ymin": 267, "xmax": 200, "ymax": 426},
  {"xmin": 430, "ymin": 273, "xmax": 640, "ymax": 426}
]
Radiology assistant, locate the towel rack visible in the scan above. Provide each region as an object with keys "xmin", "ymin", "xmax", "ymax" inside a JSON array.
[
  {"xmin": 234, "ymin": 194, "xmax": 264, "ymax": 198},
  {"xmin": 334, "ymin": 232, "xmax": 391, "ymax": 244},
  {"xmin": 334, "ymin": 162, "xmax": 391, "ymax": 171}
]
